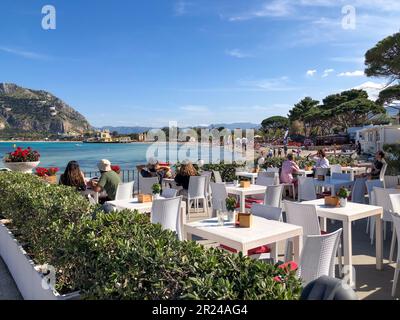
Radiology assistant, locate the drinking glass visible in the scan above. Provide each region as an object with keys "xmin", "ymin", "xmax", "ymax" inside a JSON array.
[{"xmin": 217, "ymin": 210, "xmax": 225, "ymax": 226}]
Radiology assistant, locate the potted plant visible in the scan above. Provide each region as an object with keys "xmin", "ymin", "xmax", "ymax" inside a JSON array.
[
  {"xmin": 3, "ymin": 147, "xmax": 40, "ymax": 173},
  {"xmin": 152, "ymin": 183, "xmax": 162, "ymax": 199},
  {"xmin": 35, "ymin": 167, "xmax": 59, "ymax": 184},
  {"xmin": 337, "ymin": 187, "xmax": 351, "ymax": 207},
  {"xmin": 226, "ymin": 196, "xmax": 237, "ymax": 222}
]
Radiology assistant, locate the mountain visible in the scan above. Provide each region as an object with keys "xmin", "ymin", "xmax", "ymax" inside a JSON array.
[
  {"xmin": 98, "ymin": 126, "xmax": 153, "ymax": 134},
  {"xmin": 0, "ymin": 83, "xmax": 91, "ymax": 134}
]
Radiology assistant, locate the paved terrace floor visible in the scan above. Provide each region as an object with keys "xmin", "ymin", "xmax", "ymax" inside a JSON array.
[{"xmin": 0, "ymin": 209, "xmax": 398, "ymax": 300}]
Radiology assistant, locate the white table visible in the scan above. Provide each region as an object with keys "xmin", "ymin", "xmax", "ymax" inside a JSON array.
[
  {"xmin": 296, "ymin": 169, "xmax": 313, "ymax": 177},
  {"xmin": 106, "ymin": 197, "xmax": 187, "ymax": 236},
  {"xmin": 314, "ymin": 178, "xmax": 354, "ymax": 196},
  {"xmin": 302, "ymin": 199, "xmax": 383, "ymax": 287},
  {"xmin": 235, "ymin": 172, "xmax": 258, "ymax": 184},
  {"xmin": 226, "ymin": 184, "xmax": 267, "ymax": 212},
  {"xmin": 184, "ymin": 216, "xmax": 303, "ymax": 263}
]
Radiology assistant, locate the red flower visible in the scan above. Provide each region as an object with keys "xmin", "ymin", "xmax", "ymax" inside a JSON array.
[
  {"xmin": 35, "ymin": 167, "xmax": 49, "ymax": 177},
  {"xmin": 278, "ymin": 261, "xmax": 298, "ymax": 273},
  {"xmin": 5, "ymin": 146, "xmax": 40, "ymax": 162}
]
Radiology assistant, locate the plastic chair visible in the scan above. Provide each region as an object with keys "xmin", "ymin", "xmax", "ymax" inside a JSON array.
[
  {"xmin": 161, "ymin": 188, "xmax": 178, "ymax": 198},
  {"xmin": 298, "ymin": 229, "xmax": 343, "ymax": 285},
  {"xmin": 212, "ymin": 170, "xmax": 223, "ymax": 183},
  {"xmin": 351, "ymin": 177, "xmax": 367, "ymax": 204},
  {"xmin": 115, "ymin": 181, "xmax": 134, "ymax": 201},
  {"xmin": 138, "ymin": 176, "xmax": 159, "ymax": 194},
  {"xmin": 201, "ymin": 171, "xmax": 212, "ymax": 207},
  {"xmin": 314, "ymin": 167, "xmax": 329, "ymax": 178},
  {"xmin": 284, "ymin": 201, "xmax": 343, "ymax": 273},
  {"xmin": 183, "ymin": 176, "xmax": 208, "ymax": 219},
  {"xmin": 330, "ymin": 165, "xmax": 342, "ymax": 175},
  {"xmin": 379, "ymin": 162, "xmax": 388, "ymax": 183},
  {"xmin": 385, "ymin": 176, "xmax": 399, "ymax": 189},
  {"xmin": 365, "ymin": 179, "xmax": 384, "ymax": 235},
  {"xmin": 373, "ymin": 187, "xmax": 400, "ymax": 262},
  {"xmin": 298, "ymin": 177, "xmax": 317, "ymax": 201},
  {"xmin": 151, "ymin": 197, "xmax": 183, "ymax": 240},
  {"xmin": 300, "ymin": 275, "xmax": 358, "ymax": 300},
  {"xmin": 266, "ymin": 167, "xmax": 280, "ymax": 173},
  {"xmin": 390, "ymin": 210, "xmax": 400, "ymax": 297},
  {"xmin": 264, "ymin": 184, "xmax": 284, "ymax": 209},
  {"xmin": 210, "ymin": 182, "xmax": 228, "ymax": 216}
]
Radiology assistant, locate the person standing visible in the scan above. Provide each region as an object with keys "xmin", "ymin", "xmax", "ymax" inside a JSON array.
[
  {"xmin": 278, "ymin": 148, "xmax": 282, "ymax": 158},
  {"xmin": 284, "ymin": 145, "xmax": 288, "ymax": 157}
]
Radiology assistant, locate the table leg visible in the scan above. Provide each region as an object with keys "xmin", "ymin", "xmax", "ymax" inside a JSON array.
[
  {"xmin": 240, "ymin": 194, "xmax": 246, "ymax": 213},
  {"xmin": 375, "ymin": 214, "xmax": 383, "ymax": 270},
  {"xmin": 320, "ymin": 217, "xmax": 327, "ymax": 232},
  {"xmin": 343, "ymin": 220, "xmax": 355, "ymax": 288},
  {"xmin": 293, "ymin": 235, "xmax": 302, "ymax": 264},
  {"xmin": 251, "ymin": 177, "xmax": 256, "ymax": 184}
]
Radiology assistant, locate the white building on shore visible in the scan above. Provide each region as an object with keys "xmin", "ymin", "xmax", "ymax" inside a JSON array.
[{"xmin": 357, "ymin": 125, "xmax": 400, "ymax": 155}]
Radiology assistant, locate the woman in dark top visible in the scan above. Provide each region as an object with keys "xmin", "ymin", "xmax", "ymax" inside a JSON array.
[
  {"xmin": 370, "ymin": 151, "xmax": 386, "ymax": 180},
  {"xmin": 59, "ymin": 161, "xmax": 86, "ymax": 191},
  {"xmin": 174, "ymin": 161, "xmax": 197, "ymax": 195}
]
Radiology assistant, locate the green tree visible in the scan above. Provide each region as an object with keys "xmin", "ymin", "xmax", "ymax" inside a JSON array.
[{"xmin": 288, "ymin": 97, "xmax": 320, "ymax": 136}]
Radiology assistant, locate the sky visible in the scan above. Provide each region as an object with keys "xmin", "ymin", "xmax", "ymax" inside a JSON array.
[{"xmin": 0, "ymin": 0, "xmax": 399, "ymax": 128}]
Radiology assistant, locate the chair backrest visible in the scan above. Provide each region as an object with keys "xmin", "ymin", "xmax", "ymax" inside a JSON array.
[
  {"xmin": 151, "ymin": 197, "xmax": 182, "ymax": 240},
  {"xmin": 264, "ymin": 185, "xmax": 284, "ymax": 208},
  {"xmin": 115, "ymin": 181, "xmax": 134, "ymax": 201},
  {"xmin": 379, "ymin": 162, "xmax": 388, "ymax": 182},
  {"xmin": 251, "ymin": 204, "xmax": 282, "ymax": 221},
  {"xmin": 161, "ymin": 188, "xmax": 178, "ymax": 198},
  {"xmin": 374, "ymin": 187, "xmax": 400, "ymax": 213},
  {"xmin": 266, "ymin": 167, "xmax": 280, "ymax": 173},
  {"xmin": 315, "ymin": 168, "xmax": 329, "ymax": 178},
  {"xmin": 384, "ymin": 176, "xmax": 399, "ymax": 189},
  {"xmin": 210, "ymin": 182, "xmax": 228, "ymax": 212},
  {"xmin": 139, "ymin": 176, "xmax": 159, "ymax": 194},
  {"xmin": 365, "ymin": 179, "xmax": 384, "ymax": 205},
  {"xmin": 257, "ymin": 175, "xmax": 277, "ymax": 187},
  {"xmin": 284, "ymin": 201, "xmax": 321, "ymax": 237},
  {"xmin": 330, "ymin": 165, "xmax": 342, "ymax": 175},
  {"xmin": 188, "ymin": 176, "xmax": 207, "ymax": 198},
  {"xmin": 298, "ymin": 229, "xmax": 343, "ymax": 285},
  {"xmin": 389, "ymin": 194, "xmax": 400, "ymax": 215},
  {"xmin": 331, "ymin": 173, "xmax": 352, "ymax": 181},
  {"xmin": 298, "ymin": 177, "xmax": 317, "ymax": 201},
  {"xmin": 390, "ymin": 212, "xmax": 400, "ymax": 267},
  {"xmin": 351, "ymin": 177, "xmax": 367, "ymax": 204},
  {"xmin": 212, "ymin": 170, "xmax": 223, "ymax": 183},
  {"xmin": 258, "ymin": 171, "xmax": 278, "ymax": 178}
]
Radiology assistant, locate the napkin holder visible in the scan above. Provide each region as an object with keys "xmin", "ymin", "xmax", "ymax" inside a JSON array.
[
  {"xmin": 138, "ymin": 194, "xmax": 153, "ymax": 203},
  {"xmin": 238, "ymin": 213, "xmax": 252, "ymax": 228},
  {"xmin": 324, "ymin": 196, "xmax": 339, "ymax": 207},
  {"xmin": 240, "ymin": 180, "xmax": 251, "ymax": 188}
]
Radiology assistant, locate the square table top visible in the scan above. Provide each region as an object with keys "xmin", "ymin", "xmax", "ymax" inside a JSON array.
[
  {"xmin": 184, "ymin": 216, "xmax": 303, "ymax": 252},
  {"xmin": 225, "ymin": 184, "xmax": 267, "ymax": 195},
  {"xmin": 302, "ymin": 199, "xmax": 383, "ymax": 222},
  {"xmin": 106, "ymin": 197, "xmax": 185, "ymax": 212}
]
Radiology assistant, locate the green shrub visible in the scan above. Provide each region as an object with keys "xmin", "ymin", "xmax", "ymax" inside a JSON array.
[
  {"xmin": 0, "ymin": 172, "xmax": 302, "ymax": 300},
  {"xmin": 384, "ymin": 144, "xmax": 400, "ymax": 175},
  {"xmin": 202, "ymin": 162, "xmax": 246, "ymax": 182}
]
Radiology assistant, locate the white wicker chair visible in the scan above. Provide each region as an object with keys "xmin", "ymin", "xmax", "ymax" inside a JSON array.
[
  {"xmin": 298, "ymin": 177, "xmax": 317, "ymax": 201},
  {"xmin": 151, "ymin": 197, "xmax": 183, "ymax": 240},
  {"xmin": 138, "ymin": 176, "xmax": 159, "ymax": 194},
  {"xmin": 380, "ymin": 162, "xmax": 388, "ymax": 183},
  {"xmin": 389, "ymin": 195, "xmax": 400, "ymax": 297},
  {"xmin": 385, "ymin": 176, "xmax": 399, "ymax": 189},
  {"xmin": 212, "ymin": 170, "xmax": 223, "ymax": 183},
  {"xmin": 298, "ymin": 229, "xmax": 343, "ymax": 285},
  {"xmin": 264, "ymin": 184, "xmax": 284, "ymax": 209},
  {"xmin": 373, "ymin": 187, "xmax": 400, "ymax": 262},
  {"xmin": 210, "ymin": 182, "xmax": 228, "ymax": 216},
  {"xmin": 266, "ymin": 167, "xmax": 280, "ymax": 173},
  {"xmin": 351, "ymin": 177, "xmax": 367, "ymax": 204},
  {"xmin": 115, "ymin": 181, "xmax": 134, "ymax": 201},
  {"xmin": 161, "ymin": 188, "xmax": 178, "ymax": 198},
  {"xmin": 284, "ymin": 201, "xmax": 343, "ymax": 273},
  {"xmin": 330, "ymin": 165, "xmax": 342, "ymax": 175},
  {"xmin": 250, "ymin": 204, "xmax": 283, "ymax": 262},
  {"xmin": 183, "ymin": 176, "xmax": 208, "ymax": 219},
  {"xmin": 201, "ymin": 171, "xmax": 212, "ymax": 206},
  {"xmin": 365, "ymin": 179, "xmax": 384, "ymax": 235}
]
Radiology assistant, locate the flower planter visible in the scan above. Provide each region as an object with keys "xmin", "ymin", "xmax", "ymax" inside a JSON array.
[
  {"xmin": 3, "ymin": 161, "xmax": 40, "ymax": 174},
  {"xmin": 339, "ymin": 198, "xmax": 347, "ymax": 208},
  {"xmin": 40, "ymin": 175, "xmax": 58, "ymax": 184},
  {"xmin": 0, "ymin": 222, "xmax": 80, "ymax": 300}
]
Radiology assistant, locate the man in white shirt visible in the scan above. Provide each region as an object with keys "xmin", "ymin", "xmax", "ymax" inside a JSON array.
[{"xmin": 313, "ymin": 149, "xmax": 330, "ymax": 168}]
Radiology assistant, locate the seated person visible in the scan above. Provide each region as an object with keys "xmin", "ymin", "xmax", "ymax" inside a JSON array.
[
  {"xmin": 59, "ymin": 160, "xmax": 86, "ymax": 191},
  {"xmin": 90, "ymin": 159, "xmax": 121, "ymax": 204},
  {"xmin": 312, "ymin": 149, "xmax": 330, "ymax": 169},
  {"xmin": 369, "ymin": 151, "xmax": 386, "ymax": 180},
  {"xmin": 280, "ymin": 154, "xmax": 300, "ymax": 184},
  {"xmin": 138, "ymin": 158, "xmax": 171, "ymax": 181},
  {"xmin": 174, "ymin": 160, "xmax": 198, "ymax": 196}
]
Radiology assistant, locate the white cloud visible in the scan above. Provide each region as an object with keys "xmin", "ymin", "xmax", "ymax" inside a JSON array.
[
  {"xmin": 330, "ymin": 56, "xmax": 364, "ymax": 64},
  {"xmin": 180, "ymin": 105, "xmax": 210, "ymax": 113},
  {"xmin": 0, "ymin": 46, "xmax": 50, "ymax": 60},
  {"xmin": 174, "ymin": 1, "xmax": 188, "ymax": 16},
  {"xmin": 229, "ymin": 0, "xmax": 292, "ymax": 21},
  {"xmin": 306, "ymin": 69, "xmax": 317, "ymax": 77},
  {"xmin": 225, "ymin": 49, "xmax": 252, "ymax": 59},
  {"xmin": 353, "ymin": 81, "xmax": 386, "ymax": 101},
  {"xmin": 322, "ymin": 69, "xmax": 335, "ymax": 78},
  {"xmin": 239, "ymin": 76, "xmax": 298, "ymax": 92},
  {"xmin": 338, "ymin": 70, "xmax": 365, "ymax": 77}
]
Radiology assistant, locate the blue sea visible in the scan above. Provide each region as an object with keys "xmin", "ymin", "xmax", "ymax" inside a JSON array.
[{"xmin": 0, "ymin": 142, "xmax": 246, "ymax": 173}]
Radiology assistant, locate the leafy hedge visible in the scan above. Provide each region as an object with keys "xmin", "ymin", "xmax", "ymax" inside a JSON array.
[
  {"xmin": 0, "ymin": 172, "xmax": 302, "ymax": 300},
  {"xmin": 383, "ymin": 144, "xmax": 400, "ymax": 175}
]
